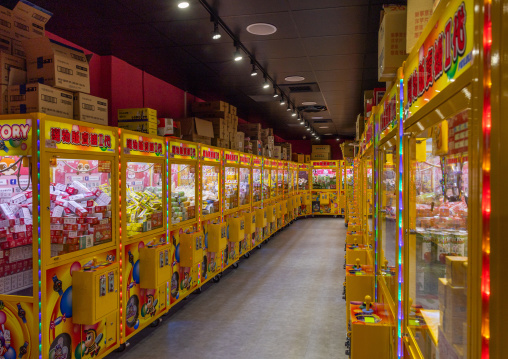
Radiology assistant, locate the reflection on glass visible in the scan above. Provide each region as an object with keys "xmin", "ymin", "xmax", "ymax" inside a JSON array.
[
  {"xmin": 239, "ymin": 167, "xmax": 250, "ymax": 206},
  {"xmin": 409, "ymin": 115, "xmax": 469, "ymax": 356},
  {"xmin": 312, "ymin": 169, "xmax": 336, "ymax": 189},
  {"xmin": 263, "ymin": 169, "xmax": 270, "ymax": 200},
  {"xmin": 49, "ymin": 158, "xmax": 113, "ymax": 259},
  {"xmin": 225, "ymin": 167, "xmax": 238, "ymax": 210},
  {"xmin": 270, "ymin": 170, "xmax": 277, "ymax": 198},
  {"xmin": 126, "ymin": 162, "xmax": 163, "ymax": 236},
  {"xmin": 171, "ymin": 163, "xmax": 195, "ymax": 224},
  {"xmin": 380, "ymin": 149, "xmax": 397, "ymax": 269},
  {"xmin": 202, "ymin": 165, "xmax": 220, "ymax": 216},
  {"xmin": 253, "ymin": 168, "xmax": 262, "ymax": 203},
  {"xmin": 0, "ymin": 155, "xmax": 32, "ymax": 296},
  {"xmin": 298, "ymin": 170, "xmax": 309, "ymax": 190}
]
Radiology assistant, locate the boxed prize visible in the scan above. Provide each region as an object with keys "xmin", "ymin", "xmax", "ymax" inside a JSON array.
[
  {"xmin": 8, "ymin": 82, "xmax": 73, "ymax": 119},
  {"xmin": 73, "ymin": 92, "xmax": 108, "ymax": 125},
  {"xmin": 191, "ymin": 100, "xmax": 228, "ymax": 113},
  {"xmin": 378, "ymin": 5, "xmax": 407, "ymax": 81},
  {"xmin": 24, "ymin": 36, "xmax": 90, "ymax": 93},
  {"xmin": 157, "ymin": 117, "xmax": 174, "ymax": 136},
  {"xmin": 406, "ymin": 0, "xmax": 434, "ymax": 54}
]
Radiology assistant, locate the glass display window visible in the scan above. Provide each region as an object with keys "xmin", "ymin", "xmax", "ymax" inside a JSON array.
[
  {"xmin": 239, "ymin": 167, "xmax": 250, "ymax": 206},
  {"xmin": 49, "ymin": 158, "xmax": 113, "ymax": 259},
  {"xmin": 380, "ymin": 147, "xmax": 397, "ymax": 278},
  {"xmin": 171, "ymin": 163, "xmax": 196, "ymax": 225},
  {"xmin": 292, "ymin": 170, "xmax": 298, "ymax": 191},
  {"xmin": 270, "ymin": 170, "xmax": 277, "ymax": 198},
  {"xmin": 408, "ymin": 114, "xmax": 469, "ymax": 355},
  {"xmin": 312, "ymin": 168, "xmax": 336, "ymax": 189},
  {"xmin": 125, "ymin": 161, "xmax": 163, "ymax": 237},
  {"xmin": 253, "ymin": 168, "xmax": 262, "ymax": 203},
  {"xmin": 298, "ymin": 169, "xmax": 309, "ymax": 190},
  {"xmin": 202, "ymin": 165, "xmax": 220, "ymax": 216},
  {"xmin": 277, "ymin": 169, "xmax": 283, "ymax": 194},
  {"xmin": 283, "ymin": 169, "xmax": 289, "ymax": 191},
  {"xmin": 262, "ymin": 168, "xmax": 270, "ymax": 200},
  {"xmin": 225, "ymin": 167, "xmax": 239, "ymax": 210},
  {"xmin": 0, "ymin": 154, "xmax": 33, "ymax": 296}
]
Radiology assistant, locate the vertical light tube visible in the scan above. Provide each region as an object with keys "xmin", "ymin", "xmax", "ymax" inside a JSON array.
[
  {"xmin": 37, "ymin": 119, "xmax": 41, "ymax": 358},
  {"xmin": 397, "ymin": 77, "xmax": 404, "ymax": 358}
]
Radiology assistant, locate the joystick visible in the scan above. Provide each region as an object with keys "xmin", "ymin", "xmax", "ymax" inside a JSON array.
[
  {"xmin": 355, "ymin": 258, "xmax": 361, "ymax": 269},
  {"xmin": 362, "ymin": 295, "xmax": 373, "ymax": 314},
  {"xmin": 383, "ymin": 259, "xmax": 388, "ymax": 270}
]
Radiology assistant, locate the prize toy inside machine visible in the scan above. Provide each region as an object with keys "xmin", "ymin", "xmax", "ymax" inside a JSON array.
[
  {"xmin": 0, "ymin": 117, "xmax": 36, "ymax": 359},
  {"xmin": 35, "ymin": 116, "xmax": 120, "ymax": 359},
  {"xmin": 168, "ymin": 140, "xmax": 200, "ymax": 306},
  {"xmin": 119, "ymin": 130, "xmax": 168, "ymax": 341},
  {"xmin": 251, "ymin": 156, "xmax": 264, "ymax": 247},
  {"xmin": 403, "ymin": 1, "xmax": 473, "ymax": 349},
  {"xmin": 223, "ymin": 150, "xmax": 243, "ymax": 267},
  {"xmin": 199, "ymin": 145, "xmax": 223, "ymax": 284},
  {"xmin": 238, "ymin": 154, "xmax": 252, "ymax": 255},
  {"xmin": 311, "ymin": 161, "xmax": 338, "ymax": 215},
  {"xmin": 297, "ymin": 164, "xmax": 310, "ymax": 216}
]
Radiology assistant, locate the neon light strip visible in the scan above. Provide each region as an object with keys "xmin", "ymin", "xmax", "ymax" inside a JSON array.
[
  {"xmin": 373, "ymin": 122, "xmax": 379, "ymax": 300},
  {"xmin": 481, "ymin": 0, "xmax": 491, "ymax": 357},
  {"xmin": 118, "ymin": 129, "xmax": 124, "ymax": 343},
  {"xmin": 166, "ymin": 140, "xmax": 170, "ymax": 307},
  {"xmin": 37, "ymin": 119, "xmax": 41, "ymax": 358},
  {"xmin": 397, "ymin": 77, "xmax": 404, "ymax": 358}
]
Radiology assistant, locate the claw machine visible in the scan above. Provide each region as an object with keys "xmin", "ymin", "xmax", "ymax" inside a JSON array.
[
  {"xmin": 199, "ymin": 145, "xmax": 223, "ymax": 285},
  {"xmin": 223, "ymin": 150, "xmax": 243, "ymax": 268},
  {"xmin": 361, "ymin": 114, "xmax": 375, "ymax": 251},
  {"xmin": 0, "ymin": 113, "xmax": 121, "ymax": 358},
  {"xmin": 297, "ymin": 164, "xmax": 310, "ymax": 216},
  {"xmin": 119, "ymin": 130, "xmax": 168, "ymax": 343},
  {"xmin": 238, "ymin": 154, "xmax": 253, "ymax": 257},
  {"xmin": 252, "ymin": 155, "xmax": 264, "ymax": 248},
  {"xmin": 344, "ymin": 158, "xmax": 354, "ymax": 226},
  {"xmin": 274, "ymin": 161, "xmax": 284, "ymax": 230},
  {"xmin": 339, "ymin": 160, "xmax": 346, "ymax": 215},
  {"xmin": 402, "ymin": 0, "xmax": 484, "ymax": 356},
  {"xmin": 168, "ymin": 139, "xmax": 200, "ymax": 305},
  {"xmin": 288, "ymin": 162, "xmax": 298, "ymax": 222},
  {"xmin": 310, "ymin": 160, "xmax": 339, "ymax": 215},
  {"xmin": 264, "ymin": 159, "xmax": 277, "ymax": 238},
  {"xmin": 281, "ymin": 161, "xmax": 289, "ymax": 227}
]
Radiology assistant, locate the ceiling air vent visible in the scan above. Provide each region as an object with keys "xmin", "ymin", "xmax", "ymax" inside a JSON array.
[
  {"xmin": 279, "ymin": 82, "xmax": 320, "ymax": 93},
  {"xmin": 297, "ymin": 105, "xmax": 327, "ymax": 113},
  {"xmin": 311, "ymin": 119, "xmax": 333, "ymax": 124}
]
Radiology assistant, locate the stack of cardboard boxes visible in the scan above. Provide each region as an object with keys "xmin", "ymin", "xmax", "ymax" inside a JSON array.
[
  {"xmin": 178, "ymin": 117, "xmax": 214, "ymax": 145},
  {"xmin": 191, "ymin": 100, "xmax": 238, "ymax": 149},
  {"xmin": 311, "ymin": 145, "xmax": 331, "ymax": 160},
  {"xmin": 292, "ymin": 153, "xmax": 306, "ymax": 163},
  {"xmin": 238, "ymin": 123, "xmax": 262, "ymax": 155},
  {"xmin": 118, "ymin": 108, "xmax": 157, "ymax": 135},
  {"xmin": 273, "ymin": 142, "xmax": 292, "ymax": 160}
]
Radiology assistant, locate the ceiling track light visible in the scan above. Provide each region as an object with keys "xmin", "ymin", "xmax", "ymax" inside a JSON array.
[
  {"xmin": 250, "ymin": 61, "xmax": 258, "ymax": 76},
  {"xmin": 286, "ymin": 103, "xmax": 291, "ymax": 111},
  {"xmin": 263, "ymin": 76, "xmax": 270, "ymax": 89},
  {"xmin": 178, "ymin": 1, "xmax": 190, "ymax": 9},
  {"xmin": 233, "ymin": 42, "xmax": 243, "ymax": 61},
  {"xmin": 212, "ymin": 20, "xmax": 221, "ymax": 40},
  {"xmin": 280, "ymin": 96, "xmax": 286, "ymax": 106},
  {"xmin": 273, "ymin": 87, "xmax": 279, "ymax": 98}
]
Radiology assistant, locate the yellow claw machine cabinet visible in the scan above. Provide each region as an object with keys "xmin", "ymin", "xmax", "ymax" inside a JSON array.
[
  {"xmin": 361, "ymin": 114, "xmax": 375, "ymax": 252},
  {"xmin": 223, "ymin": 150, "xmax": 243, "ymax": 269},
  {"xmin": 238, "ymin": 154, "xmax": 253, "ymax": 257},
  {"xmin": 344, "ymin": 158, "xmax": 354, "ymax": 226},
  {"xmin": 199, "ymin": 145, "xmax": 223, "ymax": 285},
  {"xmin": 252, "ymin": 155, "xmax": 264, "ymax": 249},
  {"xmin": 168, "ymin": 140, "xmax": 200, "ymax": 306},
  {"xmin": 288, "ymin": 162, "xmax": 298, "ymax": 222},
  {"xmin": 1, "ymin": 114, "xmax": 121, "ymax": 358},
  {"xmin": 274, "ymin": 161, "xmax": 284, "ymax": 231},
  {"xmin": 297, "ymin": 164, "xmax": 311, "ymax": 217},
  {"xmin": 280, "ymin": 161, "xmax": 289, "ymax": 227},
  {"xmin": 339, "ymin": 160, "xmax": 346, "ymax": 216},
  {"xmin": 264, "ymin": 159, "xmax": 277, "ymax": 238},
  {"xmin": 310, "ymin": 160, "xmax": 339, "ymax": 216},
  {"xmin": 402, "ymin": 0, "xmax": 484, "ymax": 357},
  {"xmin": 119, "ymin": 130, "xmax": 168, "ymax": 343}
]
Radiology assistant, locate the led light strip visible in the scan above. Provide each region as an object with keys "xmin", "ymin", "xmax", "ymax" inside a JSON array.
[
  {"xmin": 36, "ymin": 119, "xmax": 41, "ymax": 359},
  {"xmin": 166, "ymin": 140, "xmax": 170, "ymax": 307},
  {"xmin": 118, "ymin": 129, "xmax": 124, "ymax": 343},
  {"xmin": 481, "ymin": 0, "xmax": 491, "ymax": 357},
  {"xmin": 397, "ymin": 76, "xmax": 404, "ymax": 358}
]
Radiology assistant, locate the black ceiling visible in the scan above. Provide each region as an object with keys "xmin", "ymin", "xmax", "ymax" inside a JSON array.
[{"xmin": 25, "ymin": 0, "xmax": 406, "ymax": 140}]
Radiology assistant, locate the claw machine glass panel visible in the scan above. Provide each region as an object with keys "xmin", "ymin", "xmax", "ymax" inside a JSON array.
[
  {"xmin": 283, "ymin": 162, "xmax": 289, "ymax": 194},
  {"xmin": 311, "ymin": 161, "xmax": 338, "ymax": 215},
  {"xmin": 200, "ymin": 146, "xmax": 221, "ymax": 220},
  {"xmin": 38, "ymin": 115, "xmax": 120, "ymax": 358},
  {"xmin": 119, "ymin": 130, "xmax": 168, "ymax": 341},
  {"xmin": 298, "ymin": 164, "xmax": 309, "ymax": 192},
  {"xmin": 298, "ymin": 164, "xmax": 310, "ymax": 216},
  {"xmin": 269, "ymin": 160, "xmax": 277, "ymax": 200},
  {"xmin": 277, "ymin": 162, "xmax": 283, "ymax": 198},
  {"xmin": 224, "ymin": 150, "xmax": 240, "ymax": 213},
  {"xmin": 170, "ymin": 141, "xmax": 197, "ymax": 227},
  {"xmin": 239, "ymin": 154, "xmax": 251, "ymax": 207},
  {"xmin": 252, "ymin": 156, "xmax": 262, "ymax": 205}
]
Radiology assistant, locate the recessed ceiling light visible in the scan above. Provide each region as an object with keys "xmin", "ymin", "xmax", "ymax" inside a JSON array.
[
  {"xmin": 319, "ymin": 126, "xmax": 329, "ymax": 128},
  {"xmin": 312, "ymin": 116, "xmax": 323, "ymax": 120},
  {"xmin": 246, "ymin": 23, "xmax": 277, "ymax": 36},
  {"xmin": 178, "ymin": 2, "xmax": 189, "ymax": 9},
  {"xmin": 302, "ymin": 101, "xmax": 317, "ymax": 106},
  {"xmin": 284, "ymin": 75, "xmax": 305, "ymax": 82}
]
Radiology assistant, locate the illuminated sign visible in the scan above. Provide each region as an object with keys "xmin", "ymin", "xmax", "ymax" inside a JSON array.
[
  {"xmin": 125, "ymin": 136, "xmax": 163, "ymax": 156},
  {"xmin": 46, "ymin": 121, "xmax": 116, "ymax": 152},
  {"xmin": 169, "ymin": 141, "xmax": 197, "ymax": 159}
]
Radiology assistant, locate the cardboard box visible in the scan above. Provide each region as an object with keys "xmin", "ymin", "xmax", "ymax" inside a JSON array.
[
  {"xmin": 179, "ymin": 117, "xmax": 214, "ymax": 139},
  {"xmin": 265, "ymin": 135, "xmax": 274, "ymax": 147},
  {"xmin": 281, "ymin": 147, "xmax": 287, "ymax": 160},
  {"xmin": 406, "ymin": 0, "xmax": 434, "ymax": 54},
  {"xmin": 311, "ymin": 152, "xmax": 331, "ymax": 160},
  {"xmin": 118, "ymin": 122, "xmax": 157, "ymax": 135},
  {"xmin": 312, "ymin": 145, "xmax": 331, "ymax": 153},
  {"xmin": 292, "ymin": 153, "xmax": 305, "ymax": 163},
  {"xmin": 235, "ymin": 131, "xmax": 245, "ymax": 144},
  {"xmin": 273, "ymin": 146, "xmax": 282, "ymax": 160},
  {"xmin": 445, "ymin": 256, "xmax": 467, "ymax": 288},
  {"xmin": 211, "ymin": 138, "xmax": 229, "ymax": 149},
  {"xmin": 11, "ymin": 39, "xmax": 25, "ymax": 58},
  {"xmin": 230, "ymin": 105, "xmax": 237, "ymax": 116},
  {"xmin": 24, "ymin": 37, "xmax": 90, "ymax": 93},
  {"xmin": 157, "ymin": 118, "xmax": 174, "ymax": 136},
  {"xmin": 118, "ymin": 108, "xmax": 157, "ymax": 122},
  {"xmin": 8, "ymin": 83, "xmax": 73, "ymax": 119},
  {"xmin": 0, "ymin": 34, "xmax": 11, "ymax": 54},
  {"xmin": 183, "ymin": 134, "xmax": 211, "ymax": 145},
  {"xmin": 250, "ymin": 140, "xmax": 262, "ymax": 155},
  {"xmin": 191, "ymin": 101, "xmax": 228, "ymax": 113},
  {"xmin": 73, "ymin": 92, "xmax": 108, "ymax": 125},
  {"xmin": 0, "ymin": 84, "xmax": 7, "ymax": 114},
  {"xmin": 305, "ymin": 155, "xmax": 311, "ymax": 163},
  {"xmin": 356, "ymin": 114, "xmax": 365, "ymax": 141},
  {"xmin": 193, "ymin": 111, "xmax": 229, "ymax": 119},
  {"xmin": 0, "ymin": 52, "xmax": 25, "ymax": 84},
  {"xmin": 378, "ymin": 5, "xmax": 407, "ymax": 81},
  {"xmin": 341, "ymin": 142, "xmax": 355, "ymax": 158},
  {"xmin": 0, "ymin": 2, "xmax": 51, "ymax": 41}
]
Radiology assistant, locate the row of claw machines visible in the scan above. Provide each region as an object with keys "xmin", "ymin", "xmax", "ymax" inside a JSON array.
[
  {"xmin": 343, "ymin": 0, "xmax": 507, "ymax": 358},
  {"xmin": 0, "ymin": 111, "xmax": 346, "ymax": 358}
]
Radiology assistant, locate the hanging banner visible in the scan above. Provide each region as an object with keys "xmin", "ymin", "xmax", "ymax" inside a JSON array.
[{"xmin": 404, "ymin": 0, "xmax": 473, "ymax": 118}]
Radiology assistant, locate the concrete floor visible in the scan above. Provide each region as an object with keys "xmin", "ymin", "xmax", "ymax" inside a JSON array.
[{"xmin": 108, "ymin": 217, "xmax": 348, "ymax": 359}]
